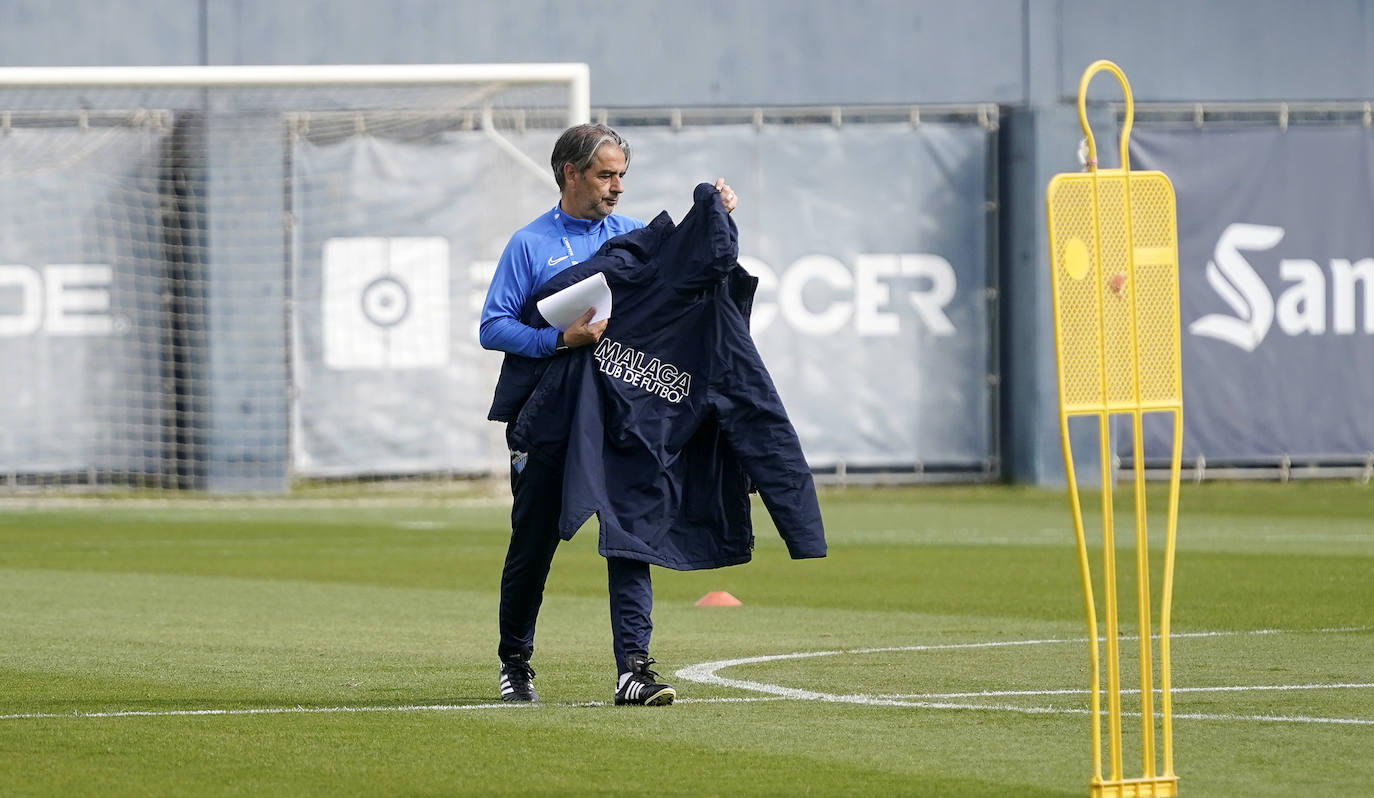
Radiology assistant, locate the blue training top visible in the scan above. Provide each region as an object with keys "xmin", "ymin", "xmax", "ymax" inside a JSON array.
[{"xmin": 479, "ymin": 204, "xmax": 644, "ymax": 358}]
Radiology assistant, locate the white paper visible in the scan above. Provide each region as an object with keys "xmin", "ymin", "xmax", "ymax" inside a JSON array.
[{"xmin": 536, "ymin": 272, "xmax": 613, "ymax": 331}]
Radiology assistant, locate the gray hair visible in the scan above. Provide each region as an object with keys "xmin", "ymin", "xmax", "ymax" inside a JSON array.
[{"xmin": 550, "ymin": 123, "xmax": 631, "ymax": 190}]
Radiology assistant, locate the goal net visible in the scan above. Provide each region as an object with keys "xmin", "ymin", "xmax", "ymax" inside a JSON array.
[{"xmin": 0, "ymin": 64, "xmax": 587, "ymax": 493}]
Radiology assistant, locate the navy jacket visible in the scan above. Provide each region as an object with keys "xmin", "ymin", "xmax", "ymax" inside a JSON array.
[{"xmin": 495, "ymin": 183, "xmax": 826, "ymax": 571}]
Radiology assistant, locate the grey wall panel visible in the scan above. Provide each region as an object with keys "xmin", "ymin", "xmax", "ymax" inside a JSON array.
[
  {"xmin": 998, "ymin": 103, "xmax": 1113, "ymax": 486},
  {"xmin": 3, "ymin": 1, "xmax": 1368, "ymax": 108},
  {"xmin": 202, "ymin": 0, "xmax": 1026, "ymax": 106},
  {"xmin": 0, "ymin": 0, "xmax": 202, "ymax": 66},
  {"xmin": 201, "ymin": 110, "xmax": 291, "ymax": 493},
  {"xmin": 1058, "ymin": 0, "xmax": 1374, "ymax": 103}
]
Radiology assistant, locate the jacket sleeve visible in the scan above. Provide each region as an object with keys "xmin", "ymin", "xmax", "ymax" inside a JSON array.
[
  {"xmin": 710, "ymin": 323, "xmax": 827, "ymax": 559},
  {"xmin": 663, "ymin": 183, "xmax": 741, "ymax": 295}
]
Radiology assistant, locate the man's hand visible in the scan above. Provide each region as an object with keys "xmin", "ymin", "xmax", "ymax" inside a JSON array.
[
  {"xmin": 560, "ymin": 307, "xmax": 607, "ymax": 349},
  {"xmin": 714, "ymin": 177, "xmax": 738, "ymax": 213}
]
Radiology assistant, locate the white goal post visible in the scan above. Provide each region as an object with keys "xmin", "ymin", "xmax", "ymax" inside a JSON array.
[
  {"xmin": 0, "ymin": 63, "xmax": 587, "ymax": 96},
  {"xmin": 0, "ymin": 63, "xmax": 590, "ymax": 493}
]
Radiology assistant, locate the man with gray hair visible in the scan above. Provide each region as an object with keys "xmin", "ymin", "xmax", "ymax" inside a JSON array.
[{"xmin": 480, "ymin": 123, "xmax": 738, "ymax": 706}]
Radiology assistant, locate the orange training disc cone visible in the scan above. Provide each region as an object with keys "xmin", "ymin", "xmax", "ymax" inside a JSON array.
[{"xmin": 695, "ymin": 591, "xmax": 742, "ymax": 606}]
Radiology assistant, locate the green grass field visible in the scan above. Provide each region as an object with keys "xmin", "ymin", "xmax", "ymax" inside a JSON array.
[{"xmin": 1, "ymin": 481, "xmax": 1371, "ymax": 796}]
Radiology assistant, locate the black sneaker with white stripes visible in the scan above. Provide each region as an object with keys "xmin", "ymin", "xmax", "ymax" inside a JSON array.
[
  {"xmin": 499, "ymin": 655, "xmax": 537, "ymax": 702},
  {"xmin": 614, "ymin": 655, "xmax": 676, "ymax": 706}
]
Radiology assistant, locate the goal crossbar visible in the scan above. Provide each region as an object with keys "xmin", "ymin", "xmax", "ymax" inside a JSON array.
[{"xmin": 0, "ymin": 63, "xmax": 590, "ymax": 126}]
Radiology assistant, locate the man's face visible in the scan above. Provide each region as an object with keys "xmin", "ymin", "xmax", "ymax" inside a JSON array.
[{"xmin": 561, "ymin": 144, "xmax": 627, "ymax": 221}]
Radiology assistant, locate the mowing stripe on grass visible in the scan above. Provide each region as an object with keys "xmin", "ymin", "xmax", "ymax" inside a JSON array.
[{"xmin": 0, "ymin": 696, "xmax": 784, "ymax": 721}]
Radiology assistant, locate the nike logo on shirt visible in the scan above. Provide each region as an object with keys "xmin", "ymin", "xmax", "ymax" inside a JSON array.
[{"xmin": 547, "ymin": 255, "xmax": 570, "ymax": 267}]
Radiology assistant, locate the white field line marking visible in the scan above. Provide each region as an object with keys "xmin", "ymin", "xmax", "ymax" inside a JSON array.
[
  {"xmin": 1, "ymin": 703, "xmax": 521, "ymax": 720},
  {"xmin": 673, "ymin": 627, "xmax": 1374, "ymax": 726},
  {"xmin": 3, "ymin": 629, "xmax": 1366, "ymax": 723},
  {"xmin": 0, "ymin": 695, "xmax": 783, "ymax": 721},
  {"xmin": 846, "ymin": 701, "xmax": 1374, "ymax": 727},
  {"xmin": 0, "ymin": 495, "xmax": 509, "ymax": 512},
  {"xmin": 880, "ymin": 683, "xmax": 1374, "ymax": 699}
]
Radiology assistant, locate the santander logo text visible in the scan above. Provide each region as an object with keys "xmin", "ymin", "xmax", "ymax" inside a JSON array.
[{"xmin": 1190, "ymin": 223, "xmax": 1374, "ymax": 351}]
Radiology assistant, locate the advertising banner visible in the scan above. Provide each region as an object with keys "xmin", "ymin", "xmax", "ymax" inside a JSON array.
[
  {"xmin": 291, "ymin": 121, "xmax": 997, "ymax": 476},
  {"xmin": 0, "ymin": 126, "xmax": 167, "ymax": 474},
  {"xmin": 1130, "ymin": 125, "xmax": 1374, "ymax": 463},
  {"xmin": 604, "ymin": 122, "xmax": 996, "ymax": 471},
  {"xmin": 290, "ymin": 132, "xmax": 555, "ymax": 476}
]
